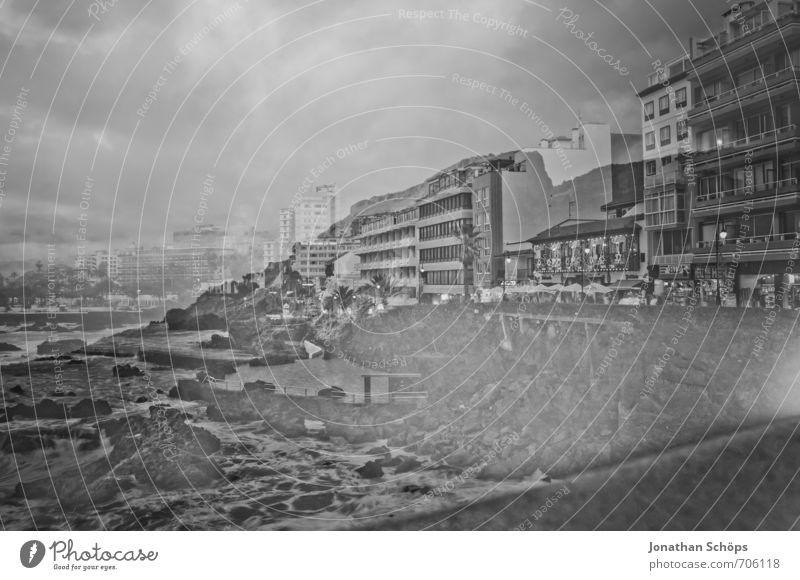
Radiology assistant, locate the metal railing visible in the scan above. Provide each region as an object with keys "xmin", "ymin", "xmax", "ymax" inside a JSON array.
[
  {"xmin": 696, "ymin": 177, "xmax": 798, "ymax": 203},
  {"xmin": 694, "ymin": 66, "xmax": 800, "ymax": 110},
  {"xmin": 696, "ymin": 231, "xmax": 798, "ymax": 249},
  {"xmin": 208, "ymin": 379, "xmax": 427, "ymax": 405},
  {"xmin": 697, "ymin": 124, "xmax": 797, "ymax": 154}
]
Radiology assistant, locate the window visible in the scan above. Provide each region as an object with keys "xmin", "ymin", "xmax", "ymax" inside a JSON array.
[
  {"xmin": 662, "ymin": 155, "xmax": 673, "ymax": 166},
  {"xmin": 659, "ymin": 95, "xmax": 670, "ymax": 115},
  {"xmin": 674, "ymin": 87, "xmax": 687, "ymax": 108},
  {"xmin": 644, "ymin": 101, "xmax": 655, "ymax": 121},
  {"xmin": 677, "ymin": 119, "xmax": 689, "ymax": 141},
  {"xmin": 645, "ymin": 131, "xmax": 655, "ymax": 151},
  {"xmin": 645, "ymin": 189, "xmax": 682, "ymax": 227},
  {"xmin": 646, "ymin": 160, "xmax": 657, "ymax": 176},
  {"xmin": 660, "ymin": 125, "xmax": 671, "ymax": 146}
]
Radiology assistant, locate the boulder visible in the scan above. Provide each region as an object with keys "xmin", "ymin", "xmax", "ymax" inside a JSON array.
[
  {"xmin": 9, "ymin": 385, "xmax": 25, "ymax": 395},
  {"xmin": 0, "ymin": 342, "xmax": 20, "ymax": 351},
  {"xmin": 200, "ymin": 334, "xmax": 233, "ymax": 349},
  {"xmin": 35, "ymin": 399, "xmax": 67, "ymax": 419},
  {"xmin": 112, "ymin": 364, "xmax": 144, "ymax": 378},
  {"xmin": 168, "ymin": 379, "xmax": 209, "ymax": 402},
  {"xmin": 36, "ymin": 339, "xmax": 85, "ymax": 355},
  {"xmin": 355, "ymin": 460, "xmax": 384, "ymax": 479},
  {"xmin": 70, "ymin": 398, "xmax": 113, "ymax": 418},
  {"xmin": 394, "ymin": 457, "xmax": 423, "ymax": 474},
  {"xmin": 206, "ymin": 405, "xmax": 225, "ymax": 422},
  {"xmin": 293, "ymin": 492, "xmax": 334, "ymax": 512}
]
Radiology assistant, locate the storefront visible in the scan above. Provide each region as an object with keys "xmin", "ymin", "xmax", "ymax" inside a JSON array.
[{"xmin": 693, "ymin": 263, "xmax": 737, "ymax": 307}]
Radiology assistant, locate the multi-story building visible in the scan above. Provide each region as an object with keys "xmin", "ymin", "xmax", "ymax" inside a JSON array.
[
  {"xmin": 91, "ymin": 250, "xmax": 120, "ymax": 279},
  {"xmin": 417, "ymin": 166, "xmax": 481, "ymax": 301},
  {"xmin": 483, "ymin": 122, "xmax": 643, "ymax": 285},
  {"xmin": 279, "ymin": 208, "xmax": 296, "ymax": 260},
  {"xmin": 687, "ymin": 0, "xmax": 800, "ymax": 307},
  {"xmin": 115, "ymin": 247, "xmax": 227, "ymax": 292},
  {"xmin": 292, "ymin": 239, "xmax": 358, "ymax": 289},
  {"xmin": 354, "ymin": 206, "xmax": 419, "ymax": 297},
  {"xmin": 636, "ymin": 53, "xmax": 695, "ymax": 301}
]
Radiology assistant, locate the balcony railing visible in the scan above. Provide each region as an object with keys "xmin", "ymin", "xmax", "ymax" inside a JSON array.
[
  {"xmin": 644, "ymin": 169, "xmax": 686, "ymax": 189},
  {"xmin": 691, "ymin": 66, "xmax": 800, "ymax": 115},
  {"xmin": 693, "ymin": 10, "xmax": 800, "ymax": 61},
  {"xmin": 696, "ymin": 232, "xmax": 798, "ymax": 249},
  {"xmin": 695, "ymin": 177, "xmax": 799, "ymax": 203},
  {"xmin": 695, "ymin": 124, "xmax": 798, "ymax": 158}
]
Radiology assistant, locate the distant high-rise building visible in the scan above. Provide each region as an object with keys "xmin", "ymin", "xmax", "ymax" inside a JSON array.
[{"xmin": 279, "ymin": 184, "xmax": 338, "ymax": 258}]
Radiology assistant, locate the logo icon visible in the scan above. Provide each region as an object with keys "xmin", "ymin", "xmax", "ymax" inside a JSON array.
[{"xmin": 20, "ymin": 540, "xmax": 46, "ymax": 568}]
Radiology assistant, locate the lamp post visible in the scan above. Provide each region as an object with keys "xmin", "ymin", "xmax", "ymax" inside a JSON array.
[
  {"xmin": 418, "ymin": 265, "xmax": 425, "ymax": 303},
  {"xmin": 716, "ymin": 229, "xmax": 727, "ymax": 306},
  {"xmin": 503, "ymin": 256, "xmax": 511, "ymax": 300}
]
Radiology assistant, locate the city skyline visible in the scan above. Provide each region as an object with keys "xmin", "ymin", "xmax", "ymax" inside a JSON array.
[{"xmin": 0, "ymin": 0, "xmax": 724, "ymax": 273}]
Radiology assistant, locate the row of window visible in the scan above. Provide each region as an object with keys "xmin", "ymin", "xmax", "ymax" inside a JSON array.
[
  {"xmin": 419, "ymin": 218, "xmax": 472, "ymax": 242},
  {"xmin": 420, "ymin": 244, "xmax": 462, "ymax": 263},
  {"xmin": 422, "ymin": 269, "xmax": 469, "ymax": 286},
  {"xmin": 644, "ymin": 87, "xmax": 688, "ymax": 121},
  {"xmin": 418, "ymin": 192, "xmax": 472, "ymax": 219}
]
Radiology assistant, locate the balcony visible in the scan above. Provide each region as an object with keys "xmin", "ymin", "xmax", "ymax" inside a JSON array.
[
  {"xmin": 693, "ymin": 124, "xmax": 800, "ymax": 164},
  {"xmin": 644, "ymin": 169, "xmax": 687, "ymax": 190},
  {"xmin": 690, "ymin": 66, "xmax": 800, "ymax": 119},
  {"xmin": 695, "ymin": 177, "xmax": 799, "ymax": 209},
  {"xmin": 692, "ymin": 11, "xmax": 800, "ymax": 67},
  {"xmin": 695, "ymin": 232, "xmax": 798, "ymax": 255},
  {"xmin": 416, "ymin": 207, "xmax": 472, "ymax": 226}
]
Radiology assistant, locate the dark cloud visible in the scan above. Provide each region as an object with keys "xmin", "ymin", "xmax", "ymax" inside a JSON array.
[{"xmin": 0, "ymin": 0, "xmax": 731, "ymax": 271}]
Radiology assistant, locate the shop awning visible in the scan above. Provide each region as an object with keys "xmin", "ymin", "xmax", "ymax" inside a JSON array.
[{"xmin": 611, "ymin": 280, "xmax": 644, "ymax": 290}]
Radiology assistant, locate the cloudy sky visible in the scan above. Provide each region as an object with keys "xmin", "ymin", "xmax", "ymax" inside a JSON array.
[{"xmin": 0, "ymin": 0, "xmax": 727, "ymax": 271}]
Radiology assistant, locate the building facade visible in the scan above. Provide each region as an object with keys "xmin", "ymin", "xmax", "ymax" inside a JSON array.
[
  {"xmin": 354, "ymin": 206, "xmax": 419, "ymax": 296},
  {"xmin": 638, "ymin": 54, "xmax": 695, "ymax": 296},
  {"xmin": 417, "ymin": 167, "xmax": 476, "ymax": 300},
  {"xmin": 292, "ymin": 239, "xmax": 358, "ymax": 289},
  {"xmin": 687, "ymin": 0, "xmax": 800, "ymax": 307}
]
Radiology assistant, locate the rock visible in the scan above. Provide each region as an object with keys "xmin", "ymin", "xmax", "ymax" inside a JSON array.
[
  {"xmin": 293, "ymin": 492, "xmax": 334, "ymax": 512},
  {"xmin": 135, "ymin": 396, "xmax": 149, "ymax": 404},
  {"xmin": 228, "ymin": 505, "xmax": 261, "ymax": 524},
  {"xmin": 401, "ymin": 484, "xmax": 432, "ymax": 495},
  {"xmin": 0, "ymin": 342, "xmax": 21, "ymax": 351},
  {"xmin": 165, "ymin": 309, "xmax": 227, "ymax": 331},
  {"xmin": 394, "ymin": 457, "xmax": 423, "ymax": 474},
  {"xmin": 36, "ymin": 339, "xmax": 85, "ymax": 355},
  {"xmin": 355, "ymin": 460, "xmax": 384, "ymax": 479},
  {"xmin": 200, "ymin": 334, "xmax": 233, "ymax": 349},
  {"xmin": 112, "ymin": 364, "xmax": 144, "ymax": 378},
  {"xmin": 70, "ymin": 398, "xmax": 113, "ymax": 418},
  {"xmin": 35, "ymin": 399, "xmax": 67, "ymax": 419},
  {"xmin": 366, "ymin": 445, "xmax": 391, "ymax": 457},
  {"xmin": 206, "ymin": 405, "xmax": 224, "ymax": 422},
  {"xmin": 9, "ymin": 385, "xmax": 25, "ymax": 395},
  {"xmin": 5, "ymin": 404, "xmax": 34, "ymax": 420},
  {"xmin": 168, "ymin": 379, "xmax": 209, "ymax": 402}
]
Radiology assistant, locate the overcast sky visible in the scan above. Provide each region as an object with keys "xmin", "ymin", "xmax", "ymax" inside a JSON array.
[{"xmin": 0, "ymin": 0, "xmax": 729, "ymax": 271}]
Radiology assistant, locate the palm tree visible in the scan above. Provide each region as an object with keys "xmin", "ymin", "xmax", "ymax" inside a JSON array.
[
  {"xmin": 453, "ymin": 223, "xmax": 482, "ymax": 299},
  {"xmin": 358, "ymin": 274, "xmax": 398, "ymax": 310},
  {"xmin": 334, "ymin": 285, "xmax": 354, "ymax": 314}
]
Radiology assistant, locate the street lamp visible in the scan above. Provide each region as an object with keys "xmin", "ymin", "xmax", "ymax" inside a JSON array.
[
  {"xmin": 418, "ymin": 265, "xmax": 425, "ymax": 303},
  {"xmin": 503, "ymin": 256, "xmax": 511, "ymax": 301},
  {"xmin": 716, "ymin": 229, "xmax": 727, "ymax": 306},
  {"xmin": 581, "ymin": 247, "xmax": 591, "ymax": 290}
]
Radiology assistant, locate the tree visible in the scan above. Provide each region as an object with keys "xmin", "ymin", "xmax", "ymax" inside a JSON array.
[
  {"xmin": 358, "ymin": 274, "xmax": 399, "ymax": 310},
  {"xmin": 453, "ymin": 223, "xmax": 482, "ymax": 299},
  {"xmin": 35, "ymin": 260, "xmax": 43, "ymax": 273}
]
